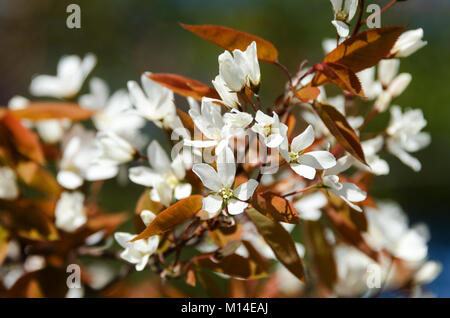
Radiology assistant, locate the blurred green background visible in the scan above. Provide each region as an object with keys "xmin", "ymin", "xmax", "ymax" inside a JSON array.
[{"xmin": 0, "ymin": 0, "xmax": 449, "ymax": 295}]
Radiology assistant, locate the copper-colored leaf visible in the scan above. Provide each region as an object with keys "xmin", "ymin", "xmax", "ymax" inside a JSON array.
[
  {"xmin": 313, "ymin": 101, "xmax": 367, "ymax": 165},
  {"xmin": 16, "ymin": 161, "xmax": 61, "ymax": 199},
  {"xmin": 181, "ymin": 23, "xmax": 278, "ymax": 62},
  {"xmin": 132, "ymin": 195, "xmax": 203, "ymax": 241},
  {"xmin": 296, "ymin": 86, "xmax": 321, "ymax": 102},
  {"xmin": 11, "ymin": 102, "xmax": 94, "ymax": 121},
  {"xmin": 246, "ymin": 208, "xmax": 305, "ymax": 282},
  {"xmin": 314, "ymin": 62, "xmax": 365, "ymax": 97},
  {"xmin": 251, "ymin": 192, "xmax": 299, "ymax": 224},
  {"xmin": 196, "ymin": 253, "xmax": 267, "ymax": 279},
  {"xmin": 176, "ymin": 107, "xmax": 196, "ymax": 136},
  {"xmin": 147, "ymin": 73, "xmax": 219, "ymax": 101},
  {"xmin": 304, "ymin": 221, "xmax": 337, "ymax": 289},
  {"xmin": 0, "ymin": 199, "xmax": 58, "ymax": 241},
  {"xmin": 0, "ymin": 224, "xmax": 9, "ymax": 266},
  {"xmin": 314, "ymin": 26, "xmax": 405, "ymax": 85},
  {"xmin": 325, "ymin": 207, "xmax": 378, "ymax": 261},
  {"xmin": 2, "ymin": 112, "xmax": 45, "ymax": 164}
]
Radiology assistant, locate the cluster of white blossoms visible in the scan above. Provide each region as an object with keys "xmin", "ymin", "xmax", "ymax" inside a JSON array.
[{"xmin": 0, "ymin": 9, "xmax": 439, "ymax": 297}]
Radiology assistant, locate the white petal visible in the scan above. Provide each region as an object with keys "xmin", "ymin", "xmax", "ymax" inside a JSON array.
[
  {"xmin": 291, "ymin": 125, "xmax": 315, "ymax": 153},
  {"xmin": 217, "ymin": 147, "xmax": 236, "ymax": 188},
  {"xmin": 266, "ymin": 133, "xmax": 284, "ymax": 148},
  {"xmin": 174, "ymin": 183, "xmax": 192, "ymax": 200},
  {"xmin": 57, "ymin": 170, "xmax": 83, "ymax": 189},
  {"xmin": 192, "ymin": 163, "xmax": 222, "ymax": 192},
  {"xmin": 378, "ymin": 59, "xmax": 400, "ymax": 87},
  {"xmin": 234, "ymin": 179, "xmax": 259, "ymax": 201},
  {"xmin": 114, "ymin": 232, "xmax": 135, "ymax": 248},
  {"xmin": 140, "ymin": 210, "xmax": 156, "ymax": 227},
  {"xmin": 128, "ymin": 166, "xmax": 158, "ymax": 187},
  {"xmin": 227, "ymin": 199, "xmax": 248, "ymax": 215},
  {"xmin": 299, "ymin": 151, "xmax": 336, "ymax": 169},
  {"xmin": 331, "ymin": 20, "xmax": 350, "ymax": 38},
  {"xmin": 202, "ymin": 194, "xmax": 223, "ymax": 215},
  {"xmin": 147, "ymin": 140, "xmax": 171, "ymax": 173},
  {"xmin": 337, "ymin": 182, "xmax": 366, "ymax": 202},
  {"xmin": 291, "ymin": 164, "xmax": 316, "ymax": 180}
]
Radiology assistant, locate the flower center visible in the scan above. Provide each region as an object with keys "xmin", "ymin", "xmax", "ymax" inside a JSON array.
[
  {"xmin": 218, "ymin": 187, "xmax": 233, "ymax": 200},
  {"xmin": 263, "ymin": 125, "xmax": 272, "ymax": 136},
  {"xmin": 336, "ymin": 9, "xmax": 349, "ymax": 21},
  {"xmin": 165, "ymin": 173, "xmax": 179, "ymax": 188},
  {"xmin": 289, "ymin": 151, "xmax": 300, "ymax": 163}
]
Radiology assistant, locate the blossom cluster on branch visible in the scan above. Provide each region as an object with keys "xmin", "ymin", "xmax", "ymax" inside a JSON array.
[{"xmin": 0, "ymin": 1, "xmax": 441, "ymax": 298}]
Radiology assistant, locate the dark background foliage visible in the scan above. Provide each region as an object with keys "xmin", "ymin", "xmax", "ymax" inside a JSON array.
[{"xmin": 0, "ymin": 0, "xmax": 449, "ymax": 296}]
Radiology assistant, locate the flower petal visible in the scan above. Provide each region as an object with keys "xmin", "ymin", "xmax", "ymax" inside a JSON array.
[{"xmin": 234, "ymin": 179, "xmax": 259, "ymax": 201}]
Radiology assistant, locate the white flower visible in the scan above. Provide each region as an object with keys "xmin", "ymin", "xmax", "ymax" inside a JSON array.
[
  {"xmin": 322, "ymin": 38, "xmax": 338, "ymax": 55},
  {"xmin": 391, "ymin": 28, "xmax": 427, "ymax": 58},
  {"xmin": 186, "ymin": 98, "xmax": 232, "ymax": 153},
  {"xmin": 80, "ymin": 78, "xmax": 145, "ymax": 142},
  {"xmin": 57, "ymin": 125, "xmax": 117, "ymax": 189},
  {"xmin": 129, "ymin": 140, "xmax": 192, "ymax": 207},
  {"xmin": 374, "ymin": 59, "xmax": 412, "ymax": 112},
  {"xmin": 218, "ymin": 41, "xmax": 261, "ymax": 92},
  {"xmin": 294, "ymin": 191, "xmax": 328, "ymax": 221},
  {"xmin": 127, "ymin": 73, "xmax": 177, "ymax": 129},
  {"xmin": 0, "ymin": 167, "xmax": 19, "ymax": 200},
  {"xmin": 330, "ymin": 0, "xmax": 359, "ymax": 38},
  {"xmin": 8, "ymin": 96, "xmax": 69, "ymax": 144},
  {"xmin": 30, "ymin": 53, "xmax": 96, "ymax": 99},
  {"xmin": 212, "ymin": 75, "xmax": 240, "ymax": 108},
  {"xmin": 95, "ymin": 130, "xmax": 135, "ymax": 165},
  {"xmin": 192, "ymin": 147, "xmax": 258, "ymax": 218},
  {"xmin": 364, "ymin": 201, "xmax": 429, "ymax": 262},
  {"xmin": 348, "ymin": 136, "xmax": 389, "ymax": 175},
  {"xmin": 55, "ymin": 191, "xmax": 86, "ymax": 232},
  {"xmin": 114, "ymin": 210, "xmax": 159, "ymax": 271},
  {"xmin": 333, "ymin": 244, "xmax": 377, "ymax": 297},
  {"xmin": 252, "ymin": 110, "xmax": 288, "ymax": 148},
  {"xmin": 280, "ymin": 125, "xmax": 336, "ymax": 179},
  {"xmin": 322, "ymin": 157, "xmax": 367, "ymax": 212},
  {"xmin": 386, "ymin": 106, "xmax": 430, "ymax": 172}
]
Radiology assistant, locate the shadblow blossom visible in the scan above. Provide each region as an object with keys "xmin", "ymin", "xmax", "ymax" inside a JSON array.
[
  {"xmin": 193, "ymin": 147, "xmax": 258, "ymax": 218},
  {"xmin": 218, "ymin": 41, "xmax": 261, "ymax": 92},
  {"xmin": 252, "ymin": 110, "xmax": 288, "ymax": 148},
  {"xmin": 330, "ymin": 0, "xmax": 358, "ymax": 38},
  {"xmin": 129, "ymin": 140, "xmax": 192, "ymax": 207},
  {"xmin": 114, "ymin": 210, "xmax": 159, "ymax": 271},
  {"xmin": 30, "ymin": 53, "xmax": 96, "ymax": 98},
  {"xmin": 386, "ymin": 106, "xmax": 431, "ymax": 172},
  {"xmin": 280, "ymin": 125, "xmax": 336, "ymax": 179},
  {"xmin": 127, "ymin": 73, "xmax": 177, "ymax": 129},
  {"xmin": 391, "ymin": 28, "xmax": 427, "ymax": 58},
  {"xmin": 55, "ymin": 191, "xmax": 87, "ymax": 233}
]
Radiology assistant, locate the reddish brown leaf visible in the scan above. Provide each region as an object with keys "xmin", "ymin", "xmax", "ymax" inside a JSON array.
[
  {"xmin": 251, "ymin": 192, "xmax": 299, "ymax": 224},
  {"xmin": 181, "ymin": 23, "xmax": 278, "ymax": 62},
  {"xmin": 314, "ymin": 26, "xmax": 405, "ymax": 85},
  {"xmin": 246, "ymin": 208, "xmax": 305, "ymax": 282},
  {"xmin": 196, "ymin": 253, "xmax": 267, "ymax": 279},
  {"xmin": 296, "ymin": 86, "xmax": 321, "ymax": 102},
  {"xmin": 11, "ymin": 102, "xmax": 94, "ymax": 121},
  {"xmin": 304, "ymin": 221, "xmax": 337, "ymax": 290},
  {"xmin": 325, "ymin": 207, "xmax": 379, "ymax": 261},
  {"xmin": 2, "ymin": 112, "xmax": 45, "ymax": 164},
  {"xmin": 16, "ymin": 161, "xmax": 61, "ymax": 199},
  {"xmin": 314, "ymin": 62, "xmax": 365, "ymax": 97},
  {"xmin": 147, "ymin": 73, "xmax": 219, "ymax": 101},
  {"xmin": 313, "ymin": 101, "xmax": 367, "ymax": 165},
  {"xmin": 132, "ymin": 195, "xmax": 203, "ymax": 241}
]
